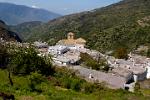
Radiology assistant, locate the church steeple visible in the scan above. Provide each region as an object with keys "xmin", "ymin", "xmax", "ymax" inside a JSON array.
[{"xmin": 67, "ymin": 32, "xmax": 74, "ymax": 40}]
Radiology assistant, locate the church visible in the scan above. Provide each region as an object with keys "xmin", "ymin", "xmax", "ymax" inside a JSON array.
[{"xmin": 57, "ymin": 32, "xmax": 86, "ymax": 50}]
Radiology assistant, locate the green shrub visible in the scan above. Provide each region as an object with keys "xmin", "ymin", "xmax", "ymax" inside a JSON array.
[
  {"xmin": 71, "ymin": 79, "xmax": 82, "ymax": 91},
  {"xmin": 114, "ymin": 47, "xmax": 128, "ymax": 59},
  {"xmin": 82, "ymin": 83, "xmax": 94, "ymax": 93},
  {"xmin": 28, "ymin": 72, "xmax": 46, "ymax": 92},
  {"xmin": 80, "ymin": 53, "xmax": 109, "ymax": 71}
]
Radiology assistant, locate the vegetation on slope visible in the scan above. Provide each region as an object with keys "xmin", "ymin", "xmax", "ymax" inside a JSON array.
[
  {"xmin": 12, "ymin": 0, "xmax": 150, "ymax": 53},
  {"xmin": 10, "ymin": 21, "xmax": 43, "ymax": 41},
  {"xmin": 0, "ymin": 20, "xmax": 22, "ymax": 42},
  {"xmin": 0, "ymin": 68, "xmax": 149, "ymax": 100}
]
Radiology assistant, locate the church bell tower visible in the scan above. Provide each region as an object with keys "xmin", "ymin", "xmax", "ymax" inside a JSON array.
[{"xmin": 67, "ymin": 32, "xmax": 74, "ymax": 40}]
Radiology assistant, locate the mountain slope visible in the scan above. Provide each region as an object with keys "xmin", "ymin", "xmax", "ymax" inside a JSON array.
[
  {"xmin": 13, "ymin": 0, "xmax": 150, "ymax": 52},
  {"xmin": 0, "ymin": 2, "xmax": 61, "ymax": 25},
  {"xmin": 10, "ymin": 21, "xmax": 43, "ymax": 41},
  {"xmin": 0, "ymin": 20, "xmax": 22, "ymax": 42}
]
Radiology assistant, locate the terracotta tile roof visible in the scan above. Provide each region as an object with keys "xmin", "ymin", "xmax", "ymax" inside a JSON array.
[
  {"xmin": 57, "ymin": 32, "xmax": 86, "ymax": 45},
  {"xmin": 76, "ymin": 38, "xmax": 86, "ymax": 43}
]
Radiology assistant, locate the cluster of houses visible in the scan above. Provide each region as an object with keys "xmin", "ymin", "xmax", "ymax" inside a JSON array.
[
  {"xmin": 34, "ymin": 32, "xmax": 150, "ymax": 91},
  {"xmin": 105, "ymin": 52, "xmax": 150, "ymax": 91}
]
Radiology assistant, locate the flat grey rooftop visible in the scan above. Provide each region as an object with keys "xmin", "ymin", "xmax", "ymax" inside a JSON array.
[{"xmin": 71, "ymin": 66, "xmax": 126, "ymax": 89}]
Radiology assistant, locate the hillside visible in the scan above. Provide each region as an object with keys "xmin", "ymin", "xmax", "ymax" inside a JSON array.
[
  {"xmin": 0, "ymin": 68, "xmax": 149, "ymax": 100},
  {"xmin": 13, "ymin": 0, "xmax": 150, "ymax": 52},
  {"xmin": 0, "ymin": 20, "xmax": 22, "ymax": 42},
  {"xmin": 10, "ymin": 21, "xmax": 43, "ymax": 41},
  {"xmin": 0, "ymin": 2, "xmax": 61, "ymax": 25}
]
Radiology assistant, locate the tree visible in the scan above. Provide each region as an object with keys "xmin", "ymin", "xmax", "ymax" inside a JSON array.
[
  {"xmin": 8, "ymin": 47, "xmax": 53, "ymax": 76},
  {"xmin": 0, "ymin": 43, "xmax": 9, "ymax": 68},
  {"xmin": 0, "ymin": 43, "xmax": 14, "ymax": 86},
  {"xmin": 147, "ymin": 48, "xmax": 150, "ymax": 58}
]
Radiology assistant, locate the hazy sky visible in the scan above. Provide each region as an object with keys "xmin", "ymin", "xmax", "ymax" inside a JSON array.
[{"xmin": 0, "ymin": 0, "xmax": 121, "ymax": 15}]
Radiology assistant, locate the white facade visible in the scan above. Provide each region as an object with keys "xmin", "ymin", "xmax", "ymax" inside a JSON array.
[
  {"xmin": 133, "ymin": 75, "xmax": 138, "ymax": 83},
  {"xmin": 34, "ymin": 41, "xmax": 48, "ymax": 48},
  {"xmin": 48, "ymin": 45, "xmax": 69, "ymax": 55},
  {"xmin": 67, "ymin": 44, "xmax": 85, "ymax": 51},
  {"xmin": 146, "ymin": 64, "xmax": 150, "ymax": 79},
  {"xmin": 52, "ymin": 57, "xmax": 70, "ymax": 66},
  {"xmin": 68, "ymin": 45, "xmax": 77, "ymax": 50}
]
